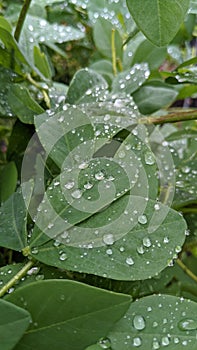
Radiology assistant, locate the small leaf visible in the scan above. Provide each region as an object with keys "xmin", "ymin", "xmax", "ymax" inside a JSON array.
[
  {"xmin": 0, "ymin": 299, "xmax": 31, "ymax": 350},
  {"xmin": 65, "ymin": 68, "xmax": 108, "ymax": 104},
  {"xmin": 126, "ymin": 0, "xmax": 190, "ymax": 46},
  {"xmin": 132, "ymin": 39, "xmax": 167, "ymax": 70},
  {"xmin": 6, "ymin": 280, "xmax": 131, "ymax": 350},
  {"xmin": 8, "ymin": 84, "xmax": 44, "ymax": 124},
  {"xmin": 108, "ymin": 294, "xmax": 197, "ymax": 349},
  {"xmin": 93, "ymin": 18, "xmax": 123, "ymax": 59},
  {"xmin": 0, "ymin": 161, "xmax": 17, "ymax": 203},
  {"xmin": 0, "ymin": 182, "xmax": 33, "ymax": 251},
  {"xmin": 34, "ymin": 46, "xmax": 52, "ymax": 79}
]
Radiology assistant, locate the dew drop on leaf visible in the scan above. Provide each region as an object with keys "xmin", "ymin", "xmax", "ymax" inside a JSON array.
[
  {"xmin": 138, "ymin": 214, "xmax": 147, "ymax": 224},
  {"xmin": 64, "ymin": 181, "xmax": 75, "ymax": 189},
  {"xmin": 152, "ymin": 339, "xmax": 160, "ymax": 349},
  {"xmin": 59, "ymin": 252, "xmax": 67, "ymax": 261},
  {"xmin": 98, "ymin": 337, "xmax": 111, "ymax": 349},
  {"xmin": 31, "ymin": 247, "xmax": 38, "ymax": 255},
  {"xmin": 126, "ymin": 257, "xmax": 134, "ymax": 266},
  {"xmin": 143, "ymin": 237, "xmax": 152, "ymax": 247},
  {"xmin": 161, "ymin": 336, "xmax": 170, "ymax": 346},
  {"xmin": 133, "ymin": 315, "xmax": 146, "ymax": 330},
  {"xmin": 103, "ymin": 233, "xmax": 114, "ymax": 245},
  {"xmin": 133, "ymin": 336, "xmax": 142, "ymax": 347},
  {"xmin": 144, "ymin": 151, "xmax": 155, "ymax": 165},
  {"xmin": 95, "ymin": 171, "xmax": 105, "ymax": 180},
  {"xmin": 178, "ymin": 318, "xmax": 197, "ymax": 331}
]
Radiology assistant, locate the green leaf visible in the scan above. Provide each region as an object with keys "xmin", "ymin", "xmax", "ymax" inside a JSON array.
[
  {"xmin": 108, "ymin": 294, "xmax": 197, "ymax": 349},
  {"xmin": 65, "ymin": 69, "xmax": 108, "ymax": 104},
  {"xmin": 33, "ymin": 46, "xmax": 52, "ymax": 79},
  {"xmin": 133, "ymin": 81, "xmax": 178, "ymax": 114},
  {"xmin": 0, "ymin": 17, "xmax": 12, "ymax": 32},
  {"xmin": 0, "ymin": 161, "xmax": 18, "ymax": 203},
  {"xmin": 0, "ymin": 183, "xmax": 33, "ymax": 251},
  {"xmin": 6, "ymin": 280, "xmax": 131, "ymax": 350},
  {"xmin": 0, "ymin": 299, "xmax": 31, "ymax": 350},
  {"xmin": 29, "ymin": 199, "xmax": 186, "ymax": 280},
  {"xmin": 112, "ymin": 63, "xmax": 150, "ymax": 95},
  {"xmin": 90, "ymin": 60, "xmax": 114, "ymax": 86},
  {"xmin": 126, "ymin": 0, "xmax": 190, "ymax": 46},
  {"xmin": 8, "ymin": 84, "xmax": 44, "ymax": 124},
  {"xmin": 93, "ymin": 18, "xmax": 123, "ymax": 59},
  {"xmin": 0, "ymin": 68, "xmax": 19, "ymax": 117}
]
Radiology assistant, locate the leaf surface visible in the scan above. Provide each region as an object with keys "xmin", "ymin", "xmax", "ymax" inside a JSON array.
[{"xmin": 6, "ymin": 280, "xmax": 131, "ymax": 350}]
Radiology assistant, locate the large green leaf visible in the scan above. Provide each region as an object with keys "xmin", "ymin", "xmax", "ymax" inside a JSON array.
[
  {"xmin": 29, "ymin": 199, "xmax": 186, "ymax": 280},
  {"xmin": 108, "ymin": 294, "xmax": 197, "ymax": 349},
  {"xmin": 126, "ymin": 0, "xmax": 190, "ymax": 46},
  {"xmin": 0, "ymin": 299, "xmax": 31, "ymax": 350},
  {"xmin": 0, "ymin": 182, "xmax": 33, "ymax": 251},
  {"xmin": 6, "ymin": 280, "xmax": 131, "ymax": 350}
]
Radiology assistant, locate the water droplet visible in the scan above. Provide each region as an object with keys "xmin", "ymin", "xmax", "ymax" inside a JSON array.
[
  {"xmin": 59, "ymin": 252, "xmax": 67, "ymax": 261},
  {"xmin": 61, "ymin": 231, "xmax": 69, "ymax": 239},
  {"xmin": 133, "ymin": 315, "xmax": 146, "ymax": 330},
  {"xmin": 126, "ymin": 256, "xmax": 134, "ymax": 266},
  {"xmin": 178, "ymin": 318, "xmax": 197, "ymax": 331},
  {"xmin": 103, "ymin": 233, "xmax": 114, "ymax": 245},
  {"xmin": 137, "ymin": 246, "xmax": 145, "ymax": 254},
  {"xmin": 118, "ymin": 150, "xmax": 126, "ymax": 158},
  {"xmin": 161, "ymin": 336, "xmax": 170, "ymax": 346},
  {"xmin": 154, "ymin": 203, "xmax": 160, "ymax": 211},
  {"xmin": 84, "ymin": 182, "xmax": 93, "ymax": 189},
  {"xmin": 143, "ymin": 237, "xmax": 152, "ymax": 247},
  {"xmin": 138, "ymin": 215, "xmax": 147, "ymax": 224},
  {"xmin": 152, "ymin": 339, "xmax": 160, "ymax": 349},
  {"xmin": 71, "ymin": 189, "xmax": 82, "ymax": 199},
  {"xmin": 95, "ymin": 171, "xmax": 105, "ymax": 180},
  {"xmin": 78, "ymin": 162, "xmax": 89, "ymax": 169},
  {"xmin": 64, "ymin": 181, "xmax": 75, "ymax": 189},
  {"xmin": 98, "ymin": 337, "xmax": 111, "ymax": 349},
  {"xmin": 106, "ymin": 248, "xmax": 113, "ymax": 255},
  {"xmin": 133, "ymin": 337, "xmax": 142, "ymax": 347},
  {"xmin": 31, "ymin": 247, "xmax": 38, "ymax": 255},
  {"xmin": 163, "ymin": 237, "xmax": 169, "ymax": 244},
  {"xmin": 145, "ymin": 152, "xmax": 155, "ymax": 165},
  {"xmin": 47, "ymin": 223, "xmax": 54, "ymax": 229}
]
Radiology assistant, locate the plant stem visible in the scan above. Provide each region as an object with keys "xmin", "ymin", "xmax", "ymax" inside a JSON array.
[
  {"xmin": 14, "ymin": 0, "xmax": 32, "ymax": 42},
  {"xmin": 0, "ymin": 259, "xmax": 35, "ymax": 298},
  {"xmin": 111, "ymin": 28, "xmax": 117, "ymax": 76},
  {"xmin": 180, "ymin": 208, "xmax": 197, "ymax": 214},
  {"xmin": 139, "ymin": 110, "xmax": 197, "ymax": 125},
  {"xmin": 177, "ymin": 258, "xmax": 197, "ymax": 283}
]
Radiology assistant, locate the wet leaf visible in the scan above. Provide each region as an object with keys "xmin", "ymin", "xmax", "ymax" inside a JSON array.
[
  {"xmin": 6, "ymin": 280, "xmax": 131, "ymax": 350},
  {"xmin": 0, "ymin": 161, "xmax": 17, "ymax": 203},
  {"xmin": 0, "ymin": 299, "xmax": 31, "ymax": 350},
  {"xmin": 0, "ymin": 182, "xmax": 33, "ymax": 251},
  {"xmin": 108, "ymin": 294, "xmax": 197, "ymax": 349},
  {"xmin": 126, "ymin": 0, "xmax": 190, "ymax": 46}
]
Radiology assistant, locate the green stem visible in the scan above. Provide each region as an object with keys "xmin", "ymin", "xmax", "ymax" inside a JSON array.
[
  {"xmin": 180, "ymin": 208, "xmax": 197, "ymax": 214},
  {"xmin": 176, "ymin": 258, "xmax": 197, "ymax": 283},
  {"xmin": 111, "ymin": 28, "xmax": 117, "ymax": 76},
  {"xmin": 0, "ymin": 260, "xmax": 35, "ymax": 298},
  {"xmin": 26, "ymin": 73, "xmax": 51, "ymax": 108},
  {"xmin": 139, "ymin": 110, "xmax": 197, "ymax": 125},
  {"xmin": 14, "ymin": 0, "xmax": 32, "ymax": 42}
]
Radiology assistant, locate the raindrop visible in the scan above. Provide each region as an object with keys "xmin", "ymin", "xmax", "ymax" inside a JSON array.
[
  {"xmin": 98, "ymin": 337, "xmax": 111, "ymax": 349},
  {"xmin": 126, "ymin": 257, "xmax": 134, "ymax": 266},
  {"xmin": 143, "ymin": 237, "xmax": 152, "ymax": 248},
  {"xmin": 145, "ymin": 152, "xmax": 155, "ymax": 165},
  {"xmin": 154, "ymin": 203, "xmax": 160, "ymax": 211},
  {"xmin": 31, "ymin": 247, "xmax": 38, "ymax": 255},
  {"xmin": 163, "ymin": 237, "xmax": 169, "ymax": 244},
  {"xmin": 84, "ymin": 182, "xmax": 93, "ymax": 190},
  {"xmin": 161, "ymin": 336, "xmax": 170, "ymax": 346},
  {"xmin": 138, "ymin": 215, "xmax": 147, "ymax": 224},
  {"xmin": 61, "ymin": 231, "xmax": 69, "ymax": 239},
  {"xmin": 118, "ymin": 150, "xmax": 126, "ymax": 158},
  {"xmin": 106, "ymin": 248, "xmax": 113, "ymax": 255},
  {"xmin": 78, "ymin": 162, "xmax": 89, "ymax": 169},
  {"xmin": 133, "ymin": 315, "xmax": 146, "ymax": 330},
  {"xmin": 86, "ymin": 89, "xmax": 92, "ymax": 95},
  {"xmin": 47, "ymin": 223, "xmax": 54, "ymax": 229},
  {"xmin": 152, "ymin": 339, "xmax": 160, "ymax": 349},
  {"xmin": 95, "ymin": 171, "xmax": 105, "ymax": 180},
  {"xmin": 178, "ymin": 318, "xmax": 197, "ymax": 331},
  {"xmin": 103, "ymin": 233, "xmax": 114, "ymax": 245},
  {"xmin": 137, "ymin": 246, "xmax": 145, "ymax": 254},
  {"xmin": 133, "ymin": 337, "xmax": 142, "ymax": 347},
  {"xmin": 59, "ymin": 252, "xmax": 67, "ymax": 261},
  {"xmin": 71, "ymin": 189, "xmax": 82, "ymax": 199},
  {"xmin": 64, "ymin": 181, "xmax": 75, "ymax": 189}
]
